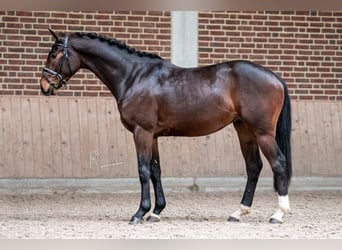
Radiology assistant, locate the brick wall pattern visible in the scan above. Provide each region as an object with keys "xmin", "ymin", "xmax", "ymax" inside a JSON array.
[
  {"xmin": 0, "ymin": 11, "xmax": 171, "ymax": 97},
  {"xmin": 0, "ymin": 11, "xmax": 341, "ymax": 100},
  {"xmin": 198, "ymin": 11, "xmax": 342, "ymax": 101}
]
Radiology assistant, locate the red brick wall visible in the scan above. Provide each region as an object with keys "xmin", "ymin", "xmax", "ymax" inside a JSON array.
[
  {"xmin": 0, "ymin": 11, "xmax": 171, "ymax": 96},
  {"xmin": 1, "ymin": 11, "xmax": 342, "ymax": 100},
  {"xmin": 199, "ymin": 11, "xmax": 342, "ymax": 101}
]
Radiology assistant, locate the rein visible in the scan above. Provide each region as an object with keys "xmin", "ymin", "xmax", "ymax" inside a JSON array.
[{"xmin": 42, "ymin": 35, "xmax": 72, "ymax": 95}]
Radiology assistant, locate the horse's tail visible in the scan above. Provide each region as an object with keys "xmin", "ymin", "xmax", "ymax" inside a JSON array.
[{"xmin": 274, "ymin": 77, "xmax": 292, "ymax": 192}]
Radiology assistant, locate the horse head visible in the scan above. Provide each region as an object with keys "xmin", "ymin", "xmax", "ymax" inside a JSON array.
[{"xmin": 40, "ymin": 29, "xmax": 80, "ymax": 95}]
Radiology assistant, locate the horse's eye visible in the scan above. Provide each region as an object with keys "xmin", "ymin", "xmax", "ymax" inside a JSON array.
[{"xmin": 50, "ymin": 45, "xmax": 59, "ymax": 59}]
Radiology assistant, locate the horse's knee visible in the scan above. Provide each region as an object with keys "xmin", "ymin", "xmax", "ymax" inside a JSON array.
[
  {"xmin": 151, "ymin": 164, "xmax": 161, "ymax": 181},
  {"xmin": 138, "ymin": 164, "xmax": 151, "ymax": 183}
]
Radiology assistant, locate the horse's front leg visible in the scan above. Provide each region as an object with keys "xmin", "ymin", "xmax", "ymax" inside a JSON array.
[{"xmin": 129, "ymin": 127, "xmax": 154, "ymax": 225}]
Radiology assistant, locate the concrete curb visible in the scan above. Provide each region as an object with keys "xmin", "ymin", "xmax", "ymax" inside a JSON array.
[{"xmin": 0, "ymin": 177, "xmax": 341, "ymax": 195}]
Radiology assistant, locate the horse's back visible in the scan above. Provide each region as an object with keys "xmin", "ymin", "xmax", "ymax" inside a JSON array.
[{"xmin": 229, "ymin": 60, "xmax": 284, "ymax": 90}]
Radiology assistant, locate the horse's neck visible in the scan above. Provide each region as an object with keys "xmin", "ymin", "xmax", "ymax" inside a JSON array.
[{"xmin": 73, "ymin": 39, "xmax": 138, "ymax": 100}]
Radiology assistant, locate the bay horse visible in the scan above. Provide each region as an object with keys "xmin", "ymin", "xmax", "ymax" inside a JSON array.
[{"xmin": 40, "ymin": 29, "xmax": 292, "ymax": 224}]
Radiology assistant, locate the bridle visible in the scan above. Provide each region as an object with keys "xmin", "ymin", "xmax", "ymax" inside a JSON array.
[{"xmin": 42, "ymin": 35, "xmax": 72, "ymax": 95}]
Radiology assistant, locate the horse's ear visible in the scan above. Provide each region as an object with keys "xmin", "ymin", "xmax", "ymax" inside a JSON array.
[{"xmin": 48, "ymin": 28, "xmax": 59, "ymax": 42}]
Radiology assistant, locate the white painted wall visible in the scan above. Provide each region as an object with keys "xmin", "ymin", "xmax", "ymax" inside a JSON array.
[{"xmin": 171, "ymin": 11, "xmax": 198, "ymax": 67}]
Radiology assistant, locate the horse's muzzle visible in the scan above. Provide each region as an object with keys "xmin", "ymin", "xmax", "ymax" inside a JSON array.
[{"xmin": 40, "ymin": 77, "xmax": 58, "ymax": 96}]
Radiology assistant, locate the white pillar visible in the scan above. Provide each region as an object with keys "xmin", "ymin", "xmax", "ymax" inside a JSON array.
[{"xmin": 171, "ymin": 11, "xmax": 198, "ymax": 67}]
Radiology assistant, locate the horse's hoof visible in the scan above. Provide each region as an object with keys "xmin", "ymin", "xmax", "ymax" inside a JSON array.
[
  {"xmin": 129, "ymin": 216, "xmax": 144, "ymax": 225},
  {"xmin": 269, "ymin": 218, "xmax": 282, "ymax": 224},
  {"xmin": 227, "ymin": 216, "xmax": 240, "ymax": 222},
  {"xmin": 146, "ymin": 213, "xmax": 161, "ymax": 223}
]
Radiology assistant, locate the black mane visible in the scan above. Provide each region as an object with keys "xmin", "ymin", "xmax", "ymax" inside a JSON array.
[{"xmin": 74, "ymin": 32, "xmax": 163, "ymax": 60}]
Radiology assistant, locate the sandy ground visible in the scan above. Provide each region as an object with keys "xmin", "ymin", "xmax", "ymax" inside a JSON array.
[{"xmin": 0, "ymin": 190, "xmax": 341, "ymax": 239}]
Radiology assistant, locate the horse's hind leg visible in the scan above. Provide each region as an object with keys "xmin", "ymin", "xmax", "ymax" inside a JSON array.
[
  {"xmin": 228, "ymin": 120, "xmax": 263, "ymax": 222},
  {"xmin": 256, "ymin": 132, "xmax": 290, "ymax": 223},
  {"xmin": 146, "ymin": 138, "xmax": 166, "ymax": 222}
]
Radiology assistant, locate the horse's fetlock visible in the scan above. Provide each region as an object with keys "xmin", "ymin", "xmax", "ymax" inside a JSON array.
[
  {"xmin": 156, "ymin": 200, "xmax": 166, "ymax": 211},
  {"xmin": 141, "ymin": 200, "xmax": 151, "ymax": 213}
]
